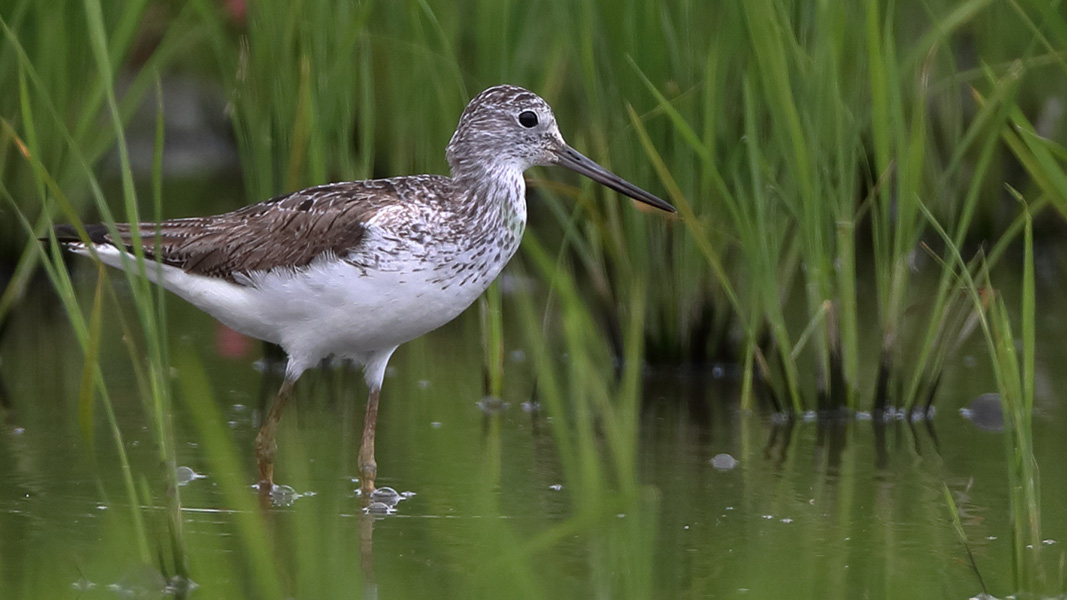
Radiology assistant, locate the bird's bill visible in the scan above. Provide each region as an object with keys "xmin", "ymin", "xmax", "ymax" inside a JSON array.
[{"xmin": 554, "ymin": 145, "xmax": 677, "ymax": 213}]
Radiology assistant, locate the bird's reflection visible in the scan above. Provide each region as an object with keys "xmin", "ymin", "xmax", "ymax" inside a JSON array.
[{"xmin": 360, "ymin": 512, "xmax": 377, "ymax": 599}]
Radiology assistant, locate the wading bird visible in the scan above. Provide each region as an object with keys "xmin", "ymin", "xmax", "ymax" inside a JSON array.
[{"xmin": 51, "ymin": 85, "xmax": 675, "ymax": 497}]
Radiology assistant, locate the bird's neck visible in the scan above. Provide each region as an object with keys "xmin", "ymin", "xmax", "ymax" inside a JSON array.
[{"xmin": 452, "ymin": 162, "xmax": 528, "ymax": 240}]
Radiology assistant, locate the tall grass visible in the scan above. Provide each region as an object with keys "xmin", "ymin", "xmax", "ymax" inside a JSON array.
[
  {"xmin": 0, "ymin": 1, "xmax": 205, "ymax": 323},
  {"xmin": 512, "ymin": 231, "xmax": 658, "ymax": 600},
  {"xmin": 188, "ymin": 0, "xmax": 377, "ymax": 198},
  {"xmin": 6, "ymin": 1, "xmax": 1063, "ymax": 411},
  {"xmin": 0, "ymin": 0, "xmax": 201, "ymax": 585},
  {"xmin": 924, "ymin": 194, "xmax": 1043, "ymax": 594},
  {"xmin": 620, "ymin": 0, "xmax": 1061, "ymax": 413}
]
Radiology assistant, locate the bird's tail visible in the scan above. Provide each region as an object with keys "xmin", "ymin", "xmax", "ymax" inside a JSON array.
[{"xmin": 44, "ymin": 223, "xmax": 113, "ymax": 246}]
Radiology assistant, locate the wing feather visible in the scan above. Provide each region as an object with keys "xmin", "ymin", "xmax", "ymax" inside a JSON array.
[{"xmin": 54, "ymin": 176, "xmax": 453, "ymax": 283}]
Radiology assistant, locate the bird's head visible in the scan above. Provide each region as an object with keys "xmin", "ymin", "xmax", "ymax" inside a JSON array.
[{"xmin": 447, "ymin": 85, "xmax": 675, "ymax": 213}]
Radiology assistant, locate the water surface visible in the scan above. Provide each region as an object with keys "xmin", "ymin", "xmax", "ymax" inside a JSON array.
[{"xmin": 1, "ymin": 267, "xmax": 1065, "ymax": 599}]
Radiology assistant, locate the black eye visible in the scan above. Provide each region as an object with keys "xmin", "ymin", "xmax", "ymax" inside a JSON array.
[{"xmin": 518, "ymin": 110, "xmax": 538, "ymax": 128}]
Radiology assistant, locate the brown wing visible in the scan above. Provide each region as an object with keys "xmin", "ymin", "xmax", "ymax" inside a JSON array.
[{"xmin": 56, "ymin": 178, "xmax": 444, "ymax": 283}]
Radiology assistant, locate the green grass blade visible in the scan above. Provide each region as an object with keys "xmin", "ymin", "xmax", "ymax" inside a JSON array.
[
  {"xmin": 77, "ymin": 266, "xmax": 106, "ymax": 451},
  {"xmin": 942, "ymin": 482, "xmax": 988, "ymax": 595}
]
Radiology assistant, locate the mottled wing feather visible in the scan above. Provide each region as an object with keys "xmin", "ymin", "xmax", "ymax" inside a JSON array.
[{"xmin": 68, "ymin": 177, "xmax": 451, "ymax": 283}]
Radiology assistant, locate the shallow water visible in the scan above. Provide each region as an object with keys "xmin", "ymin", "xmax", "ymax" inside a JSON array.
[{"xmin": 1, "ymin": 269, "xmax": 1066, "ymax": 599}]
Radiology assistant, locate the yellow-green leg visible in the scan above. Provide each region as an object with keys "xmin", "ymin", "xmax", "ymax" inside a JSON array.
[
  {"xmin": 358, "ymin": 387, "xmax": 380, "ymax": 496},
  {"xmin": 255, "ymin": 378, "xmax": 295, "ymax": 494}
]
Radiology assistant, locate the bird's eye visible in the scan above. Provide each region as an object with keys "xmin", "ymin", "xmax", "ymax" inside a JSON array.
[{"xmin": 518, "ymin": 111, "xmax": 539, "ymax": 128}]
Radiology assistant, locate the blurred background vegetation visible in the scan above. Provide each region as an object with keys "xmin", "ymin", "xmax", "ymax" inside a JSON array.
[
  {"xmin": 3, "ymin": 0, "xmax": 1065, "ymax": 412},
  {"xmin": 0, "ymin": 0, "xmax": 1065, "ymax": 597}
]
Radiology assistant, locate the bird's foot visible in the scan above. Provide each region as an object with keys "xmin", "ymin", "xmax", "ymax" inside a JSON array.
[
  {"xmin": 360, "ymin": 465, "xmax": 377, "ymax": 493},
  {"xmin": 358, "ymin": 460, "xmax": 377, "ymax": 497},
  {"xmin": 257, "ymin": 477, "xmax": 274, "ymax": 495},
  {"xmin": 255, "ymin": 443, "xmax": 276, "ymax": 496}
]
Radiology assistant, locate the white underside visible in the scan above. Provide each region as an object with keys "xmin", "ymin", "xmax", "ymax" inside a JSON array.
[{"xmin": 74, "ymin": 231, "xmax": 504, "ymax": 386}]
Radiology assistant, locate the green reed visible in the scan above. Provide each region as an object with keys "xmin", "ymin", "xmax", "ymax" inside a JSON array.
[
  {"xmin": 0, "ymin": 1, "xmax": 205, "ymax": 323},
  {"xmin": 189, "ymin": 0, "xmax": 377, "ymax": 197},
  {"xmin": 511, "ymin": 230, "xmax": 657, "ymax": 600},
  {"xmin": 958, "ymin": 7, "xmax": 1067, "ymax": 591},
  {"xmin": 603, "ymin": 0, "xmax": 1061, "ymax": 415},
  {"xmin": 0, "ymin": 0, "xmax": 199, "ymax": 582},
  {"xmin": 10, "ymin": 0, "xmax": 1062, "ymax": 415},
  {"xmin": 923, "ymin": 193, "xmax": 1045, "ymax": 595}
]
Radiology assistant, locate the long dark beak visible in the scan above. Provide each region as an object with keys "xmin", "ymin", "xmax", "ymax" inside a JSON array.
[{"xmin": 553, "ymin": 145, "xmax": 676, "ymax": 213}]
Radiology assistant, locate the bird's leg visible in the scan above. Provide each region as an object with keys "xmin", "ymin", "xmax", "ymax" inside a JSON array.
[
  {"xmin": 255, "ymin": 378, "xmax": 295, "ymax": 494},
  {"xmin": 358, "ymin": 386, "xmax": 381, "ymax": 496},
  {"xmin": 358, "ymin": 348, "xmax": 395, "ymax": 498}
]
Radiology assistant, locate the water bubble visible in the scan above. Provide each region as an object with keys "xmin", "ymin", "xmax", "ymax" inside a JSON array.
[
  {"xmin": 108, "ymin": 564, "xmax": 167, "ymax": 599},
  {"xmin": 358, "ymin": 486, "xmax": 412, "ymax": 512},
  {"xmin": 165, "ymin": 575, "xmax": 199, "ymax": 595},
  {"xmin": 364, "ymin": 501, "xmax": 395, "ymax": 515},
  {"xmin": 710, "ymin": 453, "xmax": 738, "ymax": 471},
  {"xmin": 270, "ymin": 484, "xmax": 298, "ymax": 504},
  {"xmin": 267, "ymin": 484, "xmax": 315, "ymax": 506},
  {"xmin": 71, "ymin": 579, "xmax": 96, "ymax": 591},
  {"xmin": 960, "ymin": 393, "xmax": 1004, "ymax": 432},
  {"xmin": 176, "ymin": 466, "xmax": 207, "ymax": 486},
  {"xmin": 549, "ymin": 484, "xmax": 563, "ymax": 491},
  {"xmin": 476, "ymin": 396, "xmax": 508, "ymax": 413},
  {"xmin": 370, "ymin": 486, "xmax": 401, "ymax": 503}
]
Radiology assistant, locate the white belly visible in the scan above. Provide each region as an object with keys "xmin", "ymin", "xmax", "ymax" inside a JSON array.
[
  {"xmin": 79, "ymin": 229, "xmax": 511, "ymax": 375},
  {"xmin": 231, "ymin": 253, "xmax": 492, "ymax": 362}
]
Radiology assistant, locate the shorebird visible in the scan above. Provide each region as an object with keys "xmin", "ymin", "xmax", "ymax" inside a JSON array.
[{"xmin": 51, "ymin": 85, "xmax": 675, "ymax": 497}]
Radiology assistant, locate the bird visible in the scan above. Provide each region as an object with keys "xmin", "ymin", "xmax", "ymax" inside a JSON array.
[{"xmin": 49, "ymin": 85, "xmax": 676, "ymax": 498}]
